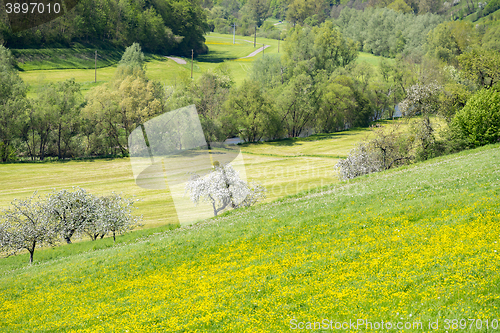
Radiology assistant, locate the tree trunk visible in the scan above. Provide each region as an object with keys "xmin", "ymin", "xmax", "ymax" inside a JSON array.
[
  {"xmin": 212, "ymin": 201, "xmax": 218, "ymax": 216},
  {"xmin": 58, "ymin": 123, "xmax": 62, "ymax": 159},
  {"xmin": 64, "ymin": 236, "xmax": 72, "ymax": 244},
  {"xmin": 29, "ymin": 241, "xmax": 36, "ymax": 264},
  {"xmin": 113, "ymin": 231, "xmax": 116, "ymax": 242}
]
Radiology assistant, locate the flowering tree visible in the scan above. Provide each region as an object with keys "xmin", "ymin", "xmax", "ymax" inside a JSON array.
[
  {"xmin": 400, "ymin": 82, "xmax": 442, "ymax": 159},
  {"xmin": 335, "ymin": 124, "xmax": 414, "ymax": 180},
  {"xmin": 98, "ymin": 193, "xmax": 142, "ymax": 241},
  {"xmin": 399, "ymin": 82, "xmax": 442, "ymax": 117},
  {"xmin": 47, "ymin": 187, "xmax": 142, "ymax": 242},
  {"xmin": 335, "ymin": 142, "xmax": 382, "ymax": 180},
  {"xmin": 0, "ymin": 194, "xmax": 58, "ymax": 264},
  {"xmin": 185, "ymin": 163, "xmax": 266, "ymax": 216},
  {"xmin": 46, "ymin": 187, "xmax": 97, "ymax": 243}
]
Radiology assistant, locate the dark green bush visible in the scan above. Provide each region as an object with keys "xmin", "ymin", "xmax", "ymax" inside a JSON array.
[{"xmin": 451, "ymin": 85, "xmax": 500, "ymax": 147}]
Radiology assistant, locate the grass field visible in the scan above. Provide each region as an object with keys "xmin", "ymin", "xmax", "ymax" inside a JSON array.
[
  {"xmin": 0, "ymin": 141, "xmax": 498, "ymax": 332},
  {"xmin": 0, "ymin": 121, "xmax": 391, "ymax": 228}
]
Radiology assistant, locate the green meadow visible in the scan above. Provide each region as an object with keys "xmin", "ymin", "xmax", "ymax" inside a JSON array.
[{"xmin": 0, "ymin": 141, "xmax": 498, "ymax": 332}]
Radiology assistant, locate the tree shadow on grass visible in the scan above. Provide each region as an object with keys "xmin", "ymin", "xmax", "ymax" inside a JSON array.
[
  {"xmin": 196, "ymin": 50, "xmax": 238, "ymax": 63},
  {"xmin": 238, "ymin": 131, "xmax": 361, "ymax": 148}
]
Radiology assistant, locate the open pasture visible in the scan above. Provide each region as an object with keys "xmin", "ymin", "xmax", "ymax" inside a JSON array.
[{"xmin": 0, "ymin": 142, "xmax": 499, "ymax": 332}]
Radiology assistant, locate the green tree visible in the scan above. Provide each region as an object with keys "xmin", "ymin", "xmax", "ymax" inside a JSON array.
[
  {"xmin": 0, "ymin": 46, "xmax": 28, "ymax": 162},
  {"xmin": 244, "ymin": 0, "xmax": 270, "ymax": 27},
  {"xmin": 452, "ymin": 85, "xmax": 500, "ymax": 147},
  {"xmin": 426, "ymin": 21, "xmax": 476, "ymax": 64},
  {"xmin": 50, "ymin": 80, "xmax": 84, "ymax": 159},
  {"xmin": 116, "ymin": 43, "xmax": 146, "ymax": 79},
  {"xmin": 84, "ymin": 45, "xmax": 165, "ymax": 156},
  {"xmin": 282, "ymin": 22, "xmax": 358, "ymax": 80},
  {"xmin": 192, "ymin": 68, "xmax": 234, "ymax": 146},
  {"xmin": 249, "ymin": 54, "xmax": 284, "ymax": 89},
  {"xmin": 225, "ymin": 80, "xmax": 281, "ymax": 142},
  {"xmin": 458, "ymin": 48, "xmax": 500, "ymax": 89},
  {"xmin": 388, "ymin": 0, "xmax": 413, "ymax": 13},
  {"xmin": 277, "ymin": 74, "xmax": 319, "ymax": 137},
  {"xmin": 317, "ymin": 81, "xmax": 357, "ymax": 132},
  {"xmin": 286, "ymin": 0, "xmax": 329, "ymax": 25}
]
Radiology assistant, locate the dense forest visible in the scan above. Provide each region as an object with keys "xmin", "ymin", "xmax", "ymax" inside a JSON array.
[
  {"xmin": 0, "ymin": 0, "xmax": 499, "ymax": 162},
  {"xmin": 0, "ymin": 0, "xmax": 210, "ymax": 55}
]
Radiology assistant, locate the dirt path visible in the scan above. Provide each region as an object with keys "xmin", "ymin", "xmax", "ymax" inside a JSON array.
[
  {"xmin": 165, "ymin": 56, "xmax": 187, "ymax": 65},
  {"xmin": 240, "ymin": 41, "xmax": 271, "ymax": 58}
]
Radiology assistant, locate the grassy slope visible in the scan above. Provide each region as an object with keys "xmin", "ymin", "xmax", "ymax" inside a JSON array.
[{"xmin": 0, "ymin": 143, "xmax": 498, "ymax": 332}]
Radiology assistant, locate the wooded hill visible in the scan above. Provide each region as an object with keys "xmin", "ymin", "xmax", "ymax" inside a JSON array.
[{"xmin": 0, "ymin": 0, "xmax": 210, "ymax": 56}]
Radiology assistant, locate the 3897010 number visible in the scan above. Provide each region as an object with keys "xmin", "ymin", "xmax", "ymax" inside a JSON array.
[
  {"xmin": 5, "ymin": 2, "xmax": 61, "ymax": 14},
  {"xmin": 444, "ymin": 319, "xmax": 499, "ymax": 330}
]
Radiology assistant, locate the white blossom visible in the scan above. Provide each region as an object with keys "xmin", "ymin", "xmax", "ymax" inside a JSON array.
[
  {"xmin": 400, "ymin": 82, "xmax": 442, "ymax": 117},
  {"xmin": 185, "ymin": 163, "xmax": 266, "ymax": 216},
  {"xmin": 335, "ymin": 142, "xmax": 382, "ymax": 180},
  {"xmin": 0, "ymin": 193, "xmax": 58, "ymax": 264},
  {"xmin": 98, "ymin": 193, "xmax": 142, "ymax": 241}
]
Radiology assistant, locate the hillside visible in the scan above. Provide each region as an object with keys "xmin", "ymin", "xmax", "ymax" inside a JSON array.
[{"xmin": 0, "ymin": 143, "xmax": 499, "ymax": 332}]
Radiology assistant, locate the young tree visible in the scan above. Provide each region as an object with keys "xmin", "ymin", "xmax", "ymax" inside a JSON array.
[
  {"xmin": 98, "ymin": 193, "xmax": 142, "ymax": 241},
  {"xmin": 0, "ymin": 194, "xmax": 58, "ymax": 264},
  {"xmin": 116, "ymin": 43, "xmax": 146, "ymax": 79},
  {"xmin": 185, "ymin": 163, "xmax": 266, "ymax": 216},
  {"xmin": 47, "ymin": 187, "xmax": 97, "ymax": 244}
]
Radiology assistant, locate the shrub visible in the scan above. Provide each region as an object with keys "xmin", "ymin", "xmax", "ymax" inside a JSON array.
[
  {"xmin": 335, "ymin": 124, "xmax": 414, "ymax": 180},
  {"xmin": 335, "ymin": 142, "xmax": 382, "ymax": 180},
  {"xmin": 451, "ymin": 86, "xmax": 500, "ymax": 147}
]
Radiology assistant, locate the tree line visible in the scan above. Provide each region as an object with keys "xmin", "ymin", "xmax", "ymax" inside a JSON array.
[
  {"xmin": 0, "ymin": 0, "xmax": 209, "ymax": 56},
  {"xmin": 1, "ymin": 24, "xmax": 386, "ymax": 162},
  {"xmin": 205, "ymin": 0, "xmax": 453, "ymax": 38},
  {"xmin": 1, "ymin": 16, "xmax": 499, "ymax": 163},
  {"xmin": 0, "ymin": 188, "xmax": 141, "ymax": 264}
]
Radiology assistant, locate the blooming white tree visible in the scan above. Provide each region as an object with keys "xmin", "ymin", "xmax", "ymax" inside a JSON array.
[
  {"xmin": 335, "ymin": 124, "xmax": 414, "ymax": 180},
  {"xmin": 46, "ymin": 187, "xmax": 97, "ymax": 243},
  {"xmin": 0, "ymin": 193, "xmax": 58, "ymax": 264},
  {"xmin": 400, "ymin": 82, "xmax": 443, "ymax": 159},
  {"xmin": 98, "ymin": 193, "xmax": 142, "ymax": 241},
  {"xmin": 185, "ymin": 163, "xmax": 266, "ymax": 216},
  {"xmin": 335, "ymin": 142, "xmax": 382, "ymax": 180},
  {"xmin": 399, "ymin": 82, "xmax": 442, "ymax": 117},
  {"xmin": 47, "ymin": 187, "xmax": 142, "ymax": 242}
]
